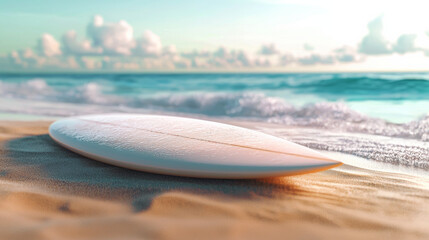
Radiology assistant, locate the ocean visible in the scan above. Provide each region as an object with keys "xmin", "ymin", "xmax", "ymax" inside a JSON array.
[{"xmin": 1, "ymin": 72, "xmax": 428, "ymax": 170}]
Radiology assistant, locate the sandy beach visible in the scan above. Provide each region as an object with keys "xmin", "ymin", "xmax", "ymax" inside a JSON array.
[{"xmin": 0, "ymin": 120, "xmax": 428, "ymax": 240}]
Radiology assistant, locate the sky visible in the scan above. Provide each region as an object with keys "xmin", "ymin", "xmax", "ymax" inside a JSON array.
[{"xmin": 2, "ymin": 0, "xmax": 429, "ymax": 72}]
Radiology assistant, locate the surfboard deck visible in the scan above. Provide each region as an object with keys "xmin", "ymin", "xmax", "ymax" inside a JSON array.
[{"xmin": 49, "ymin": 114, "xmax": 342, "ymax": 179}]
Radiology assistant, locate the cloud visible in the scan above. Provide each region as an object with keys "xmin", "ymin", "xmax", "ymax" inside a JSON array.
[
  {"xmin": 86, "ymin": 15, "xmax": 135, "ymax": 55},
  {"xmin": 37, "ymin": 34, "xmax": 62, "ymax": 57},
  {"xmin": 259, "ymin": 43, "xmax": 279, "ymax": 55},
  {"xmin": 181, "ymin": 50, "xmax": 210, "ymax": 59},
  {"xmin": 180, "ymin": 47, "xmax": 274, "ymax": 69},
  {"xmin": 279, "ymin": 54, "xmax": 295, "ymax": 66},
  {"xmin": 8, "ymin": 48, "xmax": 39, "ymax": 68},
  {"xmin": 77, "ymin": 57, "xmax": 102, "ymax": 69},
  {"xmin": 174, "ymin": 58, "xmax": 192, "ymax": 69},
  {"xmin": 295, "ymin": 46, "xmax": 361, "ymax": 65},
  {"xmin": 234, "ymin": 51, "xmax": 253, "ymax": 67},
  {"xmin": 134, "ymin": 30, "xmax": 163, "ymax": 56},
  {"xmin": 211, "ymin": 47, "xmax": 271, "ymax": 68},
  {"xmin": 254, "ymin": 58, "xmax": 272, "ymax": 67},
  {"xmin": 358, "ymin": 16, "xmax": 425, "ymax": 56},
  {"xmin": 212, "ymin": 47, "xmax": 229, "ymax": 58},
  {"xmin": 208, "ymin": 47, "xmax": 252, "ymax": 67},
  {"xmin": 359, "ymin": 16, "xmax": 391, "ymax": 55},
  {"xmin": 181, "ymin": 50, "xmax": 211, "ymax": 68},
  {"xmin": 8, "ymin": 50, "xmax": 80, "ymax": 70},
  {"xmin": 298, "ymin": 54, "xmax": 335, "ymax": 65},
  {"xmin": 163, "ymin": 45, "xmax": 177, "ymax": 56},
  {"xmin": 98, "ymin": 55, "xmax": 186, "ymax": 70},
  {"xmin": 2, "ymin": 14, "xmax": 408, "ymax": 71},
  {"xmin": 62, "ymin": 30, "xmax": 102, "ymax": 55},
  {"xmin": 393, "ymin": 34, "xmax": 418, "ymax": 54},
  {"xmin": 334, "ymin": 46, "xmax": 361, "ymax": 63},
  {"xmin": 303, "ymin": 43, "xmax": 314, "ymax": 51}
]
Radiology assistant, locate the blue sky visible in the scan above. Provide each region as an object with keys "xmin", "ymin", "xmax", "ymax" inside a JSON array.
[
  {"xmin": 2, "ymin": 0, "xmax": 429, "ymax": 72},
  {"xmin": 0, "ymin": 0, "xmax": 323, "ymax": 53}
]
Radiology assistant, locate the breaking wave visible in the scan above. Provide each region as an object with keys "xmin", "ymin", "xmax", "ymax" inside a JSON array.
[
  {"xmin": 1, "ymin": 79, "xmax": 428, "ymax": 142},
  {"xmin": 1, "ymin": 75, "xmax": 428, "ymax": 170}
]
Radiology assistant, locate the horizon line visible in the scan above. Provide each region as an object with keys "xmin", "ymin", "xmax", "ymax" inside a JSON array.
[{"xmin": 2, "ymin": 70, "xmax": 429, "ymax": 75}]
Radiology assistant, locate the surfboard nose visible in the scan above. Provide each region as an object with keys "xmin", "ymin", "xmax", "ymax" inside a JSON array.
[
  {"xmin": 267, "ymin": 149, "xmax": 343, "ymax": 174},
  {"xmin": 265, "ymin": 156, "xmax": 343, "ymax": 177},
  {"xmin": 307, "ymin": 160, "xmax": 343, "ymax": 170},
  {"xmin": 301, "ymin": 153, "xmax": 343, "ymax": 167}
]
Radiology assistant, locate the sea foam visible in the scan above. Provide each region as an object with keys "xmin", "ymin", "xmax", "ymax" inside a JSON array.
[
  {"xmin": 1, "ymin": 75, "xmax": 428, "ymax": 169},
  {"xmin": 1, "ymin": 79, "xmax": 428, "ymax": 142}
]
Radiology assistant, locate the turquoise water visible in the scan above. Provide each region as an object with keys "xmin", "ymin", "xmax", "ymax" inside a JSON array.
[
  {"xmin": 1, "ymin": 72, "xmax": 428, "ymax": 123},
  {"xmin": 1, "ymin": 72, "xmax": 428, "ymax": 169}
]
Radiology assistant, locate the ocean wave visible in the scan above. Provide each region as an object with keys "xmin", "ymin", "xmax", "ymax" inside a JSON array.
[
  {"xmin": 136, "ymin": 94, "xmax": 429, "ymax": 141},
  {"xmin": 293, "ymin": 76, "xmax": 429, "ymax": 100},
  {"xmin": 0, "ymin": 79, "xmax": 125, "ymax": 105},
  {"xmin": 1, "ymin": 77, "xmax": 428, "ymax": 169},
  {"xmin": 264, "ymin": 127, "xmax": 429, "ymax": 170},
  {"xmin": 3, "ymin": 73, "xmax": 429, "ymax": 99},
  {"xmin": 1, "ymin": 79, "xmax": 429, "ymax": 142}
]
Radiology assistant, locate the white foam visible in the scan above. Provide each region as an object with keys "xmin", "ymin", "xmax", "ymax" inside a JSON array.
[
  {"xmin": 1, "ymin": 79, "xmax": 428, "ymax": 170},
  {"xmin": 0, "ymin": 79, "xmax": 428, "ymax": 142}
]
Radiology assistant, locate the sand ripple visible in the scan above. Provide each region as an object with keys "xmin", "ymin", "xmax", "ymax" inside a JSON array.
[{"xmin": 0, "ymin": 121, "xmax": 428, "ymax": 240}]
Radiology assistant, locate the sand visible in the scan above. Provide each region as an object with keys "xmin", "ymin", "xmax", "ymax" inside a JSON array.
[{"xmin": 0, "ymin": 120, "xmax": 428, "ymax": 240}]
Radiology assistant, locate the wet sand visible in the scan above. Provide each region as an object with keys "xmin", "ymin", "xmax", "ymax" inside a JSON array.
[{"xmin": 0, "ymin": 120, "xmax": 428, "ymax": 240}]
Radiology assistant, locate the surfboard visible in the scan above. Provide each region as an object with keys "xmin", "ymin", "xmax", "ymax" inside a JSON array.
[{"xmin": 49, "ymin": 114, "xmax": 342, "ymax": 179}]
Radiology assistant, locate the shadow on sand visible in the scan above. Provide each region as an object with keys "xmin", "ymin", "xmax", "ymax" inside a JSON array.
[{"xmin": 4, "ymin": 134, "xmax": 306, "ymax": 211}]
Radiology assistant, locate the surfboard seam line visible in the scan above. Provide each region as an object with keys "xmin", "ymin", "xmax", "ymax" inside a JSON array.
[{"xmin": 79, "ymin": 118, "xmax": 340, "ymax": 163}]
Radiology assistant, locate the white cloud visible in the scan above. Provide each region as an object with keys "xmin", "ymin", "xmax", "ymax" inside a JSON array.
[
  {"xmin": 77, "ymin": 57, "xmax": 102, "ymax": 69},
  {"xmin": 359, "ymin": 17, "xmax": 424, "ymax": 56},
  {"xmin": 163, "ymin": 45, "xmax": 177, "ymax": 56},
  {"xmin": 210, "ymin": 47, "xmax": 258, "ymax": 68},
  {"xmin": 359, "ymin": 16, "xmax": 392, "ymax": 55},
  {"xmin": 279, "ymin": 54, "xmax": 295, "ymax": 66},
  {"xmin": 174, "ymin": 58, "xmax": 192, "ymax": 69},
  {"xmin": 141, "ymin": 57, "xmax": 175, "ymax": 69},
  {"xmin": 175, "ymin": 47, "xmax": 259, "ymax": 69},
  {"xmin": 37, "ymin": 34, "xmax": 62, "ymax": 57},
  {"xmin": 334, "ymin": 46, "xmax": 361, "ymax": 63},
  {"xmin": 213, "ymin": 47, "xmax": 229, "ymax": 58},
  {"xmin": 259, "ymin": 43, "xmax": 279, "ymax": 55},
  {"xmin": 298, "ymin": 54, "xmax": 335, "ymax": 65},
  {"xmin": 8, "ymin": 48, "xmax": 39, "ymax": 68},
  {"xmin": 6, "ymin": 46, "xmax": 86, "ymax": 70},
  {"xmin": 134, "ymin": 30, "xmax": 163, "ymax": 57},
  {"xmin": 86, "ymin": 15, "xmax": 135, "ymax": 55},
  {"xmin": 3, "ymin": 13, "xmax": 420, "ymax": 71},
  {"xmin": 254, "ymin": 58, "xmax": 272, "ymax": 67},
  {"xmin": 180, "ymin": 50, "xmax": 212, "ymax": 68},
  {"xmin": 296, "ymin": 46, "xmax": 362, "ymax": 65},
  {"xmin": 303, "ymin": 43, "xmax": 314, "ymax": 51},
  {"xmin": 62, "ymin": 30, "xmax": 102, "ymax": 55},
  {"xmin": 234, "ymin": 51, "xmax": 253, "ymax": 67},
  {"xmin": 182, "ymin": 50, "xmax": 210, "ymax": 59},
  {"xmin": 393, "ymin": 34, "xmax": 418, "ymax": 54}
]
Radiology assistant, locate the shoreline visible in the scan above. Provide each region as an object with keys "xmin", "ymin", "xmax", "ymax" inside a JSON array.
[
  {"xmin": 1, "ymin": 115, "xmax": 428, "ymax": 175},
  {"xmin": 0, "ymin": 120, "xmax": 428, "ymax": 239}
]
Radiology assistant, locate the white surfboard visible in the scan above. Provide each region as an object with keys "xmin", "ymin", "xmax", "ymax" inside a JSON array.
[{"xmin": 49, "ymin": 114, "xmax": 342, "ymax": 179}]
